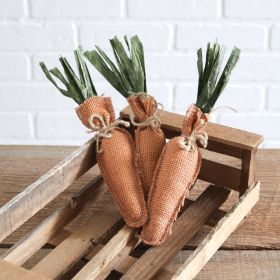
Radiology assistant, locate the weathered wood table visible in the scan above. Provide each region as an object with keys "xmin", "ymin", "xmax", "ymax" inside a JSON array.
[{"xmin": 0, "ymin": 145, "xmax": 279, "ymax": 279}]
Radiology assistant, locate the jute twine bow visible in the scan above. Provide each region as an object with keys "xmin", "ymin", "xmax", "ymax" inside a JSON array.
[
  {"xmin": 88, "ymin": 114, "xmax": 130, "ymax": 153},
  {"xmin": 179, "ymin": 114, "xmax": 209, "ymax": 152},
  {"xmin": 179, "ymin": 105, "xmax": 238, "ymax": 152},
  {"xmin": 129, "ymin": 93, "xmax": 164, "ymax": 129}
]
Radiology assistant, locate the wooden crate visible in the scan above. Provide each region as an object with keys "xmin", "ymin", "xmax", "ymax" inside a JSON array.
[{"xmin": 0, "ymin": 106, "xmax": 263, "ymax": 280}]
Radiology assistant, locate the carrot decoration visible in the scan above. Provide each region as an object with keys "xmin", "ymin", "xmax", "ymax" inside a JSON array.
[
  {"xmin": 141, "ymin": 42, "xmax": 241, "ymax": 246},
  {"xmin": 40, "ymin": 48, "xmax": 147, "ymax": 228},
  {"xmin": 85, "ymin": 35, "xmax": 166, "ymax": 196}
]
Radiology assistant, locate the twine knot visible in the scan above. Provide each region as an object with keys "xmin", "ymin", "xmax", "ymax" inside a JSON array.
[
  {"xmin": 179, "ymin": 130, "xmax": 208, "ymax": 151},
  {"xmin": 179, "ymin": 114, "xmax": 209, "ymax": 152},
  {"xmin": 130, "ymin": 114, "xmax": 162, "ymax": 129},
  {"xmin": 88, "ymin": 114, "xmax": 130, "ymax": 153},
  {"xmin": 129, "ymin": 93, "xmax": 164, "ymax": 130}
]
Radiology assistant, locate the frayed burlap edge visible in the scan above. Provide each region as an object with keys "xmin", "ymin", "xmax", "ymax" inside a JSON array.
[
  {"xmin": 141, "ymin": 138, "xmax": 202, "ymax": 246},
  {"xmin": 97, "ymin": 127, "xmax": 148, "ymax": 228}
]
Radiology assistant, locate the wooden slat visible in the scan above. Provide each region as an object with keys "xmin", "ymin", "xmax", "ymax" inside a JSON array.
[
  {"xmin": 73, "ymin": 226, "xmax": 136, "ymax": 280},
  {"xmin": 1, "ymin": 248, "xmax": 279, "ymax": 279},
  {"xmin": 82, "ymin": 239, "xmax": 140, "ymax": 280},
  {"xmin": 1, "ymin": 175, "xmax": 105, "ymax": 265},
  {"xmin": 0, "ymin": 147, "xmax": 278, "ymax": 249},
  {"xmin": 156, "ymin": 250, "xmax": 280, "ymax": 280},
  {"xmin": 0, "ymin": 260, "xmax": 50, "ymax": 280},
  {"xmin": 172, "ymin": 181, "xmax": 260, "ymax": 280},
  {"xmin": 121, "ymin": 185, "xmax": 231, "ymax": 280},
  {"xmin": 48, "ymin": 229, "xmax": 72, "ymax": 247},
  {"xmin": 199, "ymin": 159, "xmax": 240, "ymax": 191},
  {"xmin": 240, "ymin": 149, "xmax": 257, "ymax": 196},
  {"xmin": 0, "ymin": 139, "xmax": 97, "ymax": 242},
  {"xmin": 120, "ymin": 106, "xmax": 263, "ymax": 153},
  {"xmin": 31, "ymin": 201, "xmax": 121, "ymax": 279}
]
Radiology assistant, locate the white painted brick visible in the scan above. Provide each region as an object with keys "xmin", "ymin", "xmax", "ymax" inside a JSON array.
[
  {"xmin": 0, "ymin": 24, "xmax": 75, "ymax": 51},
  {"xmin": 215, "ymin": 85, "xmax": 264, "ymax": 111},
  {"xmin": 0, "ymin": 113, "xmax": 32, "ymax": 138},
  {"xmin": 95, "ymin": 84, "xmax": 172, "ymax": 113},
  {"xmin": 35, "ymin": 53, "xmax": 196, "ymax": 82},
  {"xmin": 146, "ymin": 54, "xmax": 196, "ymax": 81},
  {"xmin": 148, "ymin": 85, "xmax": 173, "ymax": 110},
  {"xmin": 36, "ymin": 112, "xmax": 91, "ymax": 139},
  {"xmin": 32, "ymin": 54, "xmax": 76, "ymax": 81},
  {"xmin": 174, "ymin": 85, "xmax": 197, "ymax": 112},
  {"xmin": 219, "ymin": 114, "xmax": 280, "ymax": 139},
  {"xmin": 224, "ymin": 0, "xmax": 280, "ymax": 19},
  {"xmin": 128, "ymin": 0, "xmax": 219, "ymax": 18},
  {"xmin": 0, "ymin": 85, "xmax": 75, "ymax": 111},
  {"xmin": 79, "ymin": 24, "xmax": 170, "ymax": 51},
  {"xmin": 0, "ymin": 0, "xmax": 24, "ymax": 18},
  {"xmin": 0, "ymin": 0, "xmax": 279, "ymax": 147},
  {"xmin": 93, "ymin": 84, "xmax": 128, "ymax": 113},
  {"xmin": 263, "ymin": 140, "xmax": 280, "ymax": 148},
  {"xmin": 267, "ymin": 87, "xmax": 280, "ymax": 110},
  {"xmin": 174, "ymin": 85, "xmax": 264, "ymax": 113},
  {"xmin": 231, "ymin": 55, "xmax": 280, "ymax": 81},
  {"xmin": 31, "ymin": 0, "xmax": 121, "ymax": 18},
  {"xmin": 270, "ymin": 25, "xmax": 280, "ymax": 50},
  {"xmin": 0, "ymin": 55, "xmax": 28, "ymax": 80},
  {"xmin": 176, "ymin": 24, "xmax": 266, "ymax": 50}
]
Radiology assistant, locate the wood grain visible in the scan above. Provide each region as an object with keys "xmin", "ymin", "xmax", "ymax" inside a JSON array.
[
  {"xmin": 172, "ymin": 181, "xmax": 260, "ymax": 280},
  {"xmin": 1, "ymin": 248, "xmax": 279, "ymax": 280},
  {"xmin": 122, "ymin": 185, "xmax": 231, "ymax": 280},
  {"xmin": 0, "ymin": 260, "xmax": 50, "ymax": 280},
  {"xmin": 1, "ymin": 176, "xmax": 106, "ymax": 265},
  {"xmin": 31, "ymin": 200, "xmax": 121, "ymax": 279},
  {"xmin": 157, "ymin": 250, "xmax": 280, "ymax": 280},
  {"xmin": 73, "ymin": 226, "xmax": 137, "ymax": 280},
  {"xmin": 0, "ymin": 146, "xmax": 279, "ymax": 250},
  {"xmin": 0, "ymin": 140, "xmax": 97, "ymax": 243},
  {"xmin": 120, "ymin": 106, "xmax": 263, "ymax": 152}
]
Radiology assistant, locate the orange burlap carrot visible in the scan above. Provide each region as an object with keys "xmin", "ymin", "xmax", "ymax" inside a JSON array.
[
  {"xmin": 127, "ymin": 93, "xmax": 166, "ymax": 196},
  {"xmin": 76, "ymin": 96, "xmax": 147, "ymax": 228},
  {"xmin": 141, "ymin": 104, "xmax": 208, "ymax": 245}
]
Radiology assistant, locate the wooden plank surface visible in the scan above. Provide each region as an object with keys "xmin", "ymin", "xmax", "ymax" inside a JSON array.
[
  {"xmin": 122, "ymin": 185, "xmax": 231, "ymax": 280},
  {"xmin": 120, "ymin": 106, "xmax": 264, "ymax": 151},
  {"xmin": 0, "ymin": 140, "xmax": 97, "ymax": 242},
  {"xmin": 0, "ymin": 146, "xmax": 279, "ymax": 251},
  {"xmin": 1, "ymin": 176, "xmax": 106, "ymax": 265},
  {"xmin": 157, "ymin": 250, "xmax": 280, "ymax": 280},
  {"xmin": 0, "ymin": 260, "xmax": 50, "ymax": 280},
  {"xmin": 172, "ymin": 182, "xmax": 260, "ymax": 280},
  {"xmin": 31, "ymin": 200, "xmax": 121, "ymax": 279},
  {"xmin": 73, "ymin": 226, "xmax": 136, "ymax": 280},
  {"xmin": 1, "ymin": 248, "xmax": 279, "ymax": 280}
]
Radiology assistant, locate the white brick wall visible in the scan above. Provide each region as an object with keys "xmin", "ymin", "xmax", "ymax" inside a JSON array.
[{"xmin": 0, "ymin": 0, "xmax": 279, "ymax": 147}]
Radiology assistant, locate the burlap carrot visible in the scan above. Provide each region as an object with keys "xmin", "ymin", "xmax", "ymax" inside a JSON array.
[
  {"xmin": 40, "ymin": 49, "xmax": 147, "ymax": 228},
  {"xmin": 127, "ymin": 92, "xmax": 165, "ymax": 195},
  {"xmin": 141, "ymin": 42, "xmax": 241, "ymax": 246},
  {"xmin": 85, "ymin": 35, "xmax": 166, "ymax": 196}
]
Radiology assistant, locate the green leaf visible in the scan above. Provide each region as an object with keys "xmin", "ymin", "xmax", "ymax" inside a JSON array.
[
  {"xmin": 197, "ymin": 48, "xmax": 203, "ymax": 98},
  {"xmin": 195, "ymin": 42, "xmax": 241, "ymax": 113},
  {"xmin": 85, "ymin": 35, "xmax": 147, "ymax": 97},
  {"xmin": 40, "ymin": 49, "xmax": 98, "ymax": 105},
  {"xmin": 84, "ymin": 49, "xmax": 128, "ymax": 97},
  {"xmin": 74, "ymin": 48, "xmax": 97, "ymax": 99},
  {"xmin": 205, "ymin": 47, "xmax": 240, "ymax": 112},
  {"xmin": 109, "ymin": 37, "xmax": 134, "ymax": 91},
  {"xmin": 39, "ymin": 62, "xmax": 70, "ymax": 98},
  {"xmin": 59, "ymin": 57, "xmax": 86, "ymax": 102}
]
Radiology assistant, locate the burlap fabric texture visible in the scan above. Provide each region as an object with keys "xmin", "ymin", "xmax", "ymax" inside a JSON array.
[
  {"xmin": 76, "ymin": 96, "xmax": 147, "ymax": 228},
  {"xmin": 127, "ymin": 93, "xmax": 166, "ymax": 197},
  {"xmin": 141, "ymin": 104, "xmax": 208, "ymax": 245}
]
